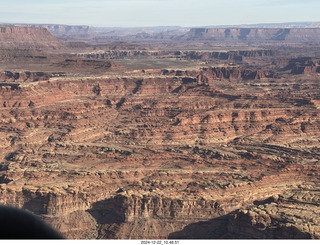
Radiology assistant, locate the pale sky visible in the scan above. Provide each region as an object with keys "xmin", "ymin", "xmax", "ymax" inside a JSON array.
[{"xmin": 0, "ymin": 0, "xmax": 319, "ymax": 27}]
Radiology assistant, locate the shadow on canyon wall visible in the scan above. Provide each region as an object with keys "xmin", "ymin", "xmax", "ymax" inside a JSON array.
[
  {"xmin": 87, "ymin": 197, "xmax": 126, "ymax": 225},
  {"xmin": 168, "ymin": 213, "xmax": 312, "ymax": 239},
  {"xmin": 168, "ymin": 215, "xmax": 230, "ymax": 239},
  {"xmin": 86, "ymin": 195, "xmax": 313, "ymax": 239}
]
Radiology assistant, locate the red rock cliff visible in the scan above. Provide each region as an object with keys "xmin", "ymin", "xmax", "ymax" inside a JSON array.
[{"xmin": 0, "ymin": 25, "xmax": 61, "ymax": 42}]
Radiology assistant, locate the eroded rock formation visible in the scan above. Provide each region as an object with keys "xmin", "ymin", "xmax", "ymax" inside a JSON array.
[
  {"xmin": 0, "ymin": 26, "xmax": 61, "ymax": 42},
  {"xmin": 0, "ymin": 71, "xmax": 51, "ymax": 83},
  {"xmin": 0, "ymin": 25, "xmax": 63, "ymax": 49},
  {"xmin": 0, "ymin": 64, "xmax": 319, "ymax": 238},
  {"xmin": 0, "ymin": 24, "xmax": 320, "ymax": 240},
  {"xmin": 276, "ymin": 57, "xmax": 320, "ymax": 74},
  {"xmin": 79, "ymin": 49, "xmax": 273, "ymax": 63}
]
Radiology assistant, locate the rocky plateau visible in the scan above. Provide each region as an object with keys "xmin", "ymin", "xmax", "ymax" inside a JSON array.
[
  {"xmin": 0, "ymin": 24, "xmax": 319, "ymax": 240},
  {"xmin": 181, "ymin": 28, "xmax": 320, "ymax": 45}
]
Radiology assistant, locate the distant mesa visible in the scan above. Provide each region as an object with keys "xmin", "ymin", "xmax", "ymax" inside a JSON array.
[
  {"xmin": 22, "ymin": 24, "xmax": 91, "ymax": 40},
  {"xmin": 0, "ymin": 25, "xmax": 65, "ymax": 50},
  {"xmin": 4, "ymin": 24, "xmax": 320, "ymax": 46},
  {"xmin": 180, "ymin": 28, "xmax": 320, "ymax": 44},
  {"xmin": 0, "ymin": 25, "xmax": 61, "ymax": 42}
]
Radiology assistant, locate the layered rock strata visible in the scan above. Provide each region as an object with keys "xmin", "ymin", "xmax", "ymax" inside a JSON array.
[
  {"xmin": 0, "ymin": 71, "xmax": 51, "ymax": 83},
  {"xmin": 0, "ymin": 66, "xmax": 319, "ymax": 239},
  {"xmin": 0, "ymin": 25, "xmax": 63, "ymax": 49},
  {"xmin": 181, "ymin": 28, "xmax": 320, "ymax": 44},
  {"xmin": 0, "ymin": 26, "xmax": 61, "ymax": 42},
  {"xmin": 79, "ymin": 49, "xmax": 273, "ymax": 63}
]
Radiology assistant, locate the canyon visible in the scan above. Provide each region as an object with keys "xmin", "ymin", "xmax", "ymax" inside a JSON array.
[{"xmin": 0, "ymin": 24, "xmax": 319, "ymax": 239}]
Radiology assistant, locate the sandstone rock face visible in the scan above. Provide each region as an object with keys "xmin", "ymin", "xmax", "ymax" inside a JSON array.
[
  {"xmin": 0, "ymin": 71, "xmax": 51, "ymax": 83},
  {"xmin": 0, "ymin": 25, "xmax": 64, "ymax": 50},
  {"xmin": 0, "ymin": 25, "xmax": 65, "ymax": 51},
  {"xmin": 226, "ymin": 187, "xmax": 320, "ymax": 239},
  {"xmin": 0, "ymin": 63, "xmax": 319, "ymax": 239},
  {"xmin": 0, "ymin": 26, "xmax": 61, "ymax": 42},
  {"xmin": 169, "ymin": 186, "xmax": 320, "ymax": 239},
  {"xmin": 281, "ymin": 57, "xmax": 320, "ymax": 75}
]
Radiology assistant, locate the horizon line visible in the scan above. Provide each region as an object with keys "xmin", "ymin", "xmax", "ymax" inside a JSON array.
[{"xmin": 1, "ymin": 20, "xmax": 320, "ymax": 29}]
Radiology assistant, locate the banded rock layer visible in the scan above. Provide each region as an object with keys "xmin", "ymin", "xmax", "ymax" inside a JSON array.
[
  {"xmin": 0, "ymin": 66, "xmax": 319, "ymax": 239},
  {"xmin": 181, "ymin": 28, "xmax": 320, "ymax": 44},
  {"xmin": 0, "ymin": 25, "xmax": 64, "ymax": 49}
]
